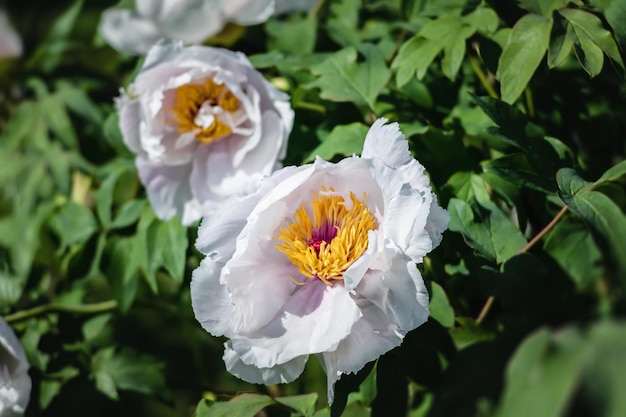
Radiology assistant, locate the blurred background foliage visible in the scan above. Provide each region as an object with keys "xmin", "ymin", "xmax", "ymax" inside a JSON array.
[{"xmin": 1, "ymin": 0, "xmax": 625, "ymax": 416}]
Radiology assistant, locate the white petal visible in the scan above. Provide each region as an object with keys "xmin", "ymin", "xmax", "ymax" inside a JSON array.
[
  {"xmin": 135, "ymin": 157, "xmax": 194, "ymax": 223},
  {"xmin": 115, "ymin": 93, "xmax": 143, "ymax": 154},
  {"xmin": 230, "ymin": 280, "xmax": 361, "ymax": 368},
  {"xmin": 0, "ymin": 318, "xmax": 31, "ymax": 414},
  {"xmin": 362, "ymin": 118, "xmax": 412, "ymax": 168},
  {"xmin": 0, "ymin": 11, "xmax": 21, "ymax": 59},
  {"xmin": 190, "ymin": 257, "xmax": 233, "ymax": 336},
  {"xmin": 99, "ymin": 9, "xmax": 161, "ymax": 54},
  {"xmin": 425, "ymin": 196, "xmax": 450, "ymax": 250},
  {"xmin": 0, "ymin": 319, "xmax": 27, "ymax": 365},
  {"xmin": 223, "ymin": 344, "xmax": 308, "ymax": 385},
  {"xmin": 195, "ymin": 164, "xmax": 302, "ymax": 257},
  {"xmin": 159, "ymin": 0, "xmax": 225, "ymax": 43},
  {"xmin": 318, "ymin": 300, "xmax": 405, "ymax": 403},
  {"xmin": 356, "ymin": 255, "xmax": 429, "ymax": 331},
  {"xmin": 221, "ymin": 0, "xmax": 275, "ymax": 25},
  {"xmin": 274, "ymin": 0, "xmax": 316, "ymax": 14}
]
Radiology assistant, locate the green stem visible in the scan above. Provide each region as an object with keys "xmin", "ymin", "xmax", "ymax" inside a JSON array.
[
  {"xmin": 4, "ymin": 300, "xmax": 117, "ymax": 324},
  {"xmin": 468, "ymin": 55, "xmax": 499, "ymax": 99},
  {"xmin": 387, "ymin": 29, "xmax": 408, "ymax": 64},
  {"xmin": 524, "ymin": 87, "xmax": 535, "ymax": 118},
  {"xmin": 475, "ymin": 205, "xmax": 568, "ymax": 325},
  {"xmin": 295, "ymin": 100, "xmax": 327, "ymax": 114}
]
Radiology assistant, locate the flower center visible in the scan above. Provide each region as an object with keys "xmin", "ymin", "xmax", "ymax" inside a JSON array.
[
  {"xmin": 171, "ymin": 78, "xmax": 240, "ymax": 144},
  {"xmin": 275, "ymin": 187, "xmax": 376, "ymax": 286}
]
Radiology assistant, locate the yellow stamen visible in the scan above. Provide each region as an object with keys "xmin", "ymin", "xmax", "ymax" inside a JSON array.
[
  {"xmin": 171, "ymin": 78, "xmax": 240, "ymax": 144},
  {"xmin": 275, "ymin": 187, "xmax": 376, "ymax": 286}
]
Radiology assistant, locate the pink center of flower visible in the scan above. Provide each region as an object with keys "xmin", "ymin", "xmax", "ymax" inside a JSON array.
[{"xmin": 275, "ymin": 187, "xmax": 376, "ymax": 286}]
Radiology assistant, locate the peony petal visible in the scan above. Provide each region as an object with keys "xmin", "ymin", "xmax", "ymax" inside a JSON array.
[
  {"xmin": 99, "ymin": 9, "xmax": 161, "ymax": 54},
  {"xmin": 223, "ymin": 344, "xmax": 308, "ymax": 385},
  {"xmin": 0, "ymin": 318, "xmax": 31, "ymax": 414},
  {"xmin": 115, "ymin": 93, "xmax": 143, "ymax": 154},
  {"xmin": 0, "ymin": 10, "xmax": 21, "ymax": 59},
  {"xmin": 274, "ymin": 0, "xmax": 316, "ymax": 14},
  {"xmin": 158, "ymin": 0, "xmax": 225, "ymax": 43},
  {"xmin": 425, "ymin": 196, "xmax": 450, "ymax": 250},
  {"xmin": 229, "ymin": 280, "xmax": 361, "ymax": 367},
  {"xmin": 362, "ymin": 118, "xmax": 412, "ymax": 168},
  {"xmin": 195, "ymin": 164, "xmax": 301, "ymax": 256},
  {"xmin": 221, "ymin": 0, "xmax": 274, "ymax": 25},
  {"xmin": 318, "ymin": 299, "xmax": 405, "ymax": 403},
  {"xmin": 356, "ymin": 255, "xmax": 429, "ymax": 331},
  {"xmin": 190, "ymin": 257, "xmax": 234, "ymax": 336},
  {"xmin": 0, "ymin": 319, "xmax": 27, "ymax": 366},
  {"xmin": 135, "ymin": 156, "xmax": 194, "ymax": 222}
]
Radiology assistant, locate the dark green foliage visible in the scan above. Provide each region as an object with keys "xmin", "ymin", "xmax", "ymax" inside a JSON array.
[{"xmin": 1, "ymin": 0, "xmax": 625, "ymax": 416}]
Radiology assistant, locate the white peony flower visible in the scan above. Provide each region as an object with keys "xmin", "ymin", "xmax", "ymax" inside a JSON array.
[
  {"xmin": 116, "ymin": 40, "xmax": 293, "ymax": 225},
  {"xmin": 99, "ymin": 0, "xmax": 315, "ymax": 54},
  {"xmin": 0, "ymin": 319, "xmax": 31, "ymax": 417},
  {"xmin": 0, "ymin": 9, "xmax": 21, "ymax": 59},
  {"xmin": 191, "ymin": 118, "xmax": 449, "ymax": 402}
]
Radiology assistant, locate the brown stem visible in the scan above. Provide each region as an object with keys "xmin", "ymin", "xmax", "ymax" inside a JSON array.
[{"xmin": 475, "ymin": 205, "xmax": 568, "ymax": 325}]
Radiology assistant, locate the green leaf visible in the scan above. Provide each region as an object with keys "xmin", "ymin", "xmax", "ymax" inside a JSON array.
[
  {"xmin": 275, "ymin": 393, "xmax": 318, "ymax": 417},
  {"xmin": 559, "ymin": 8, "xmax": 624, "ymax": 72},
  {"xmin": 40, "ymin": 94, "xmax": 78, "ymax": 148},
  {"xmin": 447, "ymin": 198, "xmax": 527, "ymax": 264},
  {"xmin": 111, "ymin": 199, "xmax": 146, "ymax": 229},
  {"xmin": 543, "ymin": 217, "xmax": 604, "ymax": 289},
  {"xmin": 304, "ymin": 122, "xmax": 369, "ymax": 162},
  {"xmin": 308, "ymin": 44, "xmax": 391, "ymax": 109},
  {"xmin": 49, "ymin": 200, "xmax": 97, "ymax": 252},
  {"xmin": 596, "ymin": 159, "xmax": 626, "ymax": 185},
  {"xmin": 39, "ymin": 366, "xmax": 80, "ymax": 408},
  {"xmin": 449, "ymin": 317, "xmax": 496, "ymax": 350},
  {"xmin": 96, "ymin": 172, "xmax": 120, "ymax": 229},
  {"xmin": 483, "ymin": 153, "xmax": 557, "ymax": 193},
  {"xmin": 155, "ymin": 217, "xmax": 188, "ymax": 282},
  {"xmin": 560, "ymin": 189, "xmax": 626, "ymax": 282},
  {"xmin": 497, "ymin": 14, "xmax": 552, "ymax": 103},
  {"xmin": 92, "ymin": 347, "xmax": 166, "ymax": 401},
  {"xmin": 26, "ymin": 0, "xmax": 84, "ymax": 73},
  {"xmin": 495, "ymin": 328, "xmax": 587, "ymax": 417},
  {"xmin": 463, "ymin": 7, "xmax": 499, "ymax": 34},
  {"xmin": 103, "ymin": 237, "xmax": 139, "ymax": 313},
  {"xmin": 517, "ymin": 0, "xmax": 568, "ymax": 16},
  {"xmin": 548, "ymin": 12, "xmax": 574, "ymax": 68},
  {"xmin": 326, "ymin": 0, "xmax": 362, "ymax": 47},
  {"xmin": 429, "ymin": 282, "xmax": 455, "ymax": 327},
  {"xmin": 266, "ymin": 16, "xmax": 317, "ymax": 54},
  {"xmin": 392, "ymin": 15, "xmax": 475, "ymax": 84},
  {"xmin": 445, "ymin": 171, "xmax": 492, "ymax": 203},
  {"xmin": 556, "ymin": 168, "xmax": 592, "ymax": 197},
  {"xmin": 197, "ymin": 394, "xmax": 274, "ymax": 417},
  {"xmin": 589, "ymin": 0, "xmax": 626, "ymax": 48},
  {"xmin": 472, "ymin": 96, "xmax": 574, "ymax": 179}
]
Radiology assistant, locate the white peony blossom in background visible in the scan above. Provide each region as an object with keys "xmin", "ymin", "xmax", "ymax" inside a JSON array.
[
  {"xmin": 0, "ymin": 319, "xmax": 30, "ymax": 417},
  {"xmin": 191, "ymin": 119, "xmax": 449, "ymax": 402},
  {"xmin": 0, "ymin": 9, "xmax": 21, "ymax": 59},
  {"xmin": 116, "ymin": 40, "xmax": 293, "ymax": 225},
  {"xmin": 99, "ymin": 0, "xmax": 315, "ymax": 54}
]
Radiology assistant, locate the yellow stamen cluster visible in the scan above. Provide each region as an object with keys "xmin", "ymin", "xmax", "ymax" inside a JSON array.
[
  {"xmin": 275, "ymin": 188, "xmax": 376, "ymax": 286},
  {"xmin": 171, "ymin": 78, "xmax": 240, "ymax": 144}
]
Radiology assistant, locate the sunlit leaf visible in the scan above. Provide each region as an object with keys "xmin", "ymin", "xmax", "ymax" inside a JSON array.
[
  {"xmin": 447, "ymin": 198, "xmax": 527, "ymax": 263},
  {"xmin": 308, "ymin": 44, "xmax": 391, "ymax": 109},
  {"xmin": 497, "ymin": 14, "xmax": 552, "ymax": 103}
]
